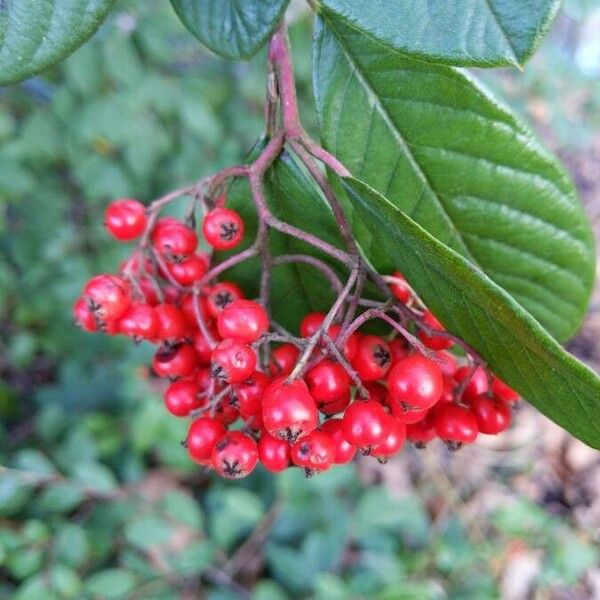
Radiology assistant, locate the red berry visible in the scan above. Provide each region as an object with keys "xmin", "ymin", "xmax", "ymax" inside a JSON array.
[
  {"xmin": 213, "ymin": 398, "xmax": 239, "ymax": 426},
  {"xmin": 180, "ymin": 293, "xmax": 211, "ymax": 328},
  {"xmin": 418, "ymin": 311, "xmax": 453, "ymax": 351},
  {"xmin": 320, "ymin": 419, "xmax": 356, "ymax": 464},
  {"xmin": 328, "ymin": 324, "xmax": 358, "ymax": 361},
  {"xmin": 371, "ymin": 419, "xmax": 406, "ymax": 462},
  {"xmin": 118, "ymin": 303, "xmax": 159, "ymax": 340},
  {"xmin": 262, "ymin": 378, "xmax": 318, "ymax": 443},
  {"xmin": 268, "ymin": 344, "xmax": 300, "ymax": 377},
  {"xmin": 212, "ymin": 431, "xmax": 258, "ymax": 479},
  {"xmin": 351, "ymin": 335, "xmax": 391, "ymax": 382},
  {"xmin": 217, "ymin": 299, "xmax": 269, "ymax": 343},
  {"xmin": 406, "ymin": 412, "xmax": 437, "ymax": 447},
  {"xmin": 104, "ymin": 199, "xmax": 147, "ymax": 241},
  {"xmin": 434, "ymin": 403, "xmax": 478, "ymax": 448},
  {"xmin": 258, "ymin": 433, "xmax": 291, "ymax": 473},
  {"xmin": 364, "ymin": 382, "xmax": 387, "ymax": 404},
  {"xmin": 243, "ymin": 411, "xmax": 266, "ymax": 434},
  {"xmin": 210, "ymin": 338, "xmax": 256, "ymax": 384},
  {"xmin": 152, "ymin": 343, "xmax": 198, "ymax": 379},
  {"xmin": 389, "ymin": 271, "xmax": 411, "ymax": 304},
  {"xmin": 164, "ymin": 380, "xmax": 203, "ymax": 417},
  {"xmin": 491, "ymin": 376, "xmax": 519, "ymax": 403},
  {"xmin": 469, "ymin": 394, "xmax": 512, "ymax": 435},
  {"xmin": 187, "ymin": 417, "xmax": 226, "ymax": 464},
  {"xmin": 388, "ymin": 395, "xmax": 429, "ymax": 424},
  {"xmin": 342, "ymin": 400, "xmax": 391, "ymax": 450},
  {"xmin": 387, "ymin": 355, "xmax": 444, "ymax": 410},
  {"xmin": 299, "ymin": 312, "xmax": 325, "ymax": 338},
  {"xmin": 167, "ymin": 254, "xmax": 208, "ymax": 286},
  {"xmin": 192, "ymin": 327, "xmax": 218, "ymax": 365},
  {"xmin": 155, "ymin": 304, "xmax": 187, "ymax": 342},
  {"xmin": 454, "ymin": 366, "xmax": 489, "ymax": 401},
  {"xmin": 441, "ymin": 375, "xmax": 457, "ymax": 403},
  {"xmin": 290, "ymin": 430, "xmax": 335, "ymax": 475},
  {"xmin": 206, "ymin": 281, "xmax": 244, "ymax": 318},
  {"xmin": 73, "ymin": 297, "xmax": 98, "ymax": 332},
  {"xmin": 437, "ymin": 350, "xmax": 458, "ymax": 376},
  {"xmin": 83, "ymin": 274, "xmax": 131, "ymax": 321},
  {"xmin": 235, "ymin": 371, "xmax": 270, "ymax": 417},
  {"xmin": 305, "ymin": 360, "xmax": 350, "ymax": 404},
  {"xmin": 202, "ymin": 207, "xmax": 245, "ymax": 251},
  {"xmin": 152, "ymin": 217, "xmax": 198, "ymax": 261},
  {"xmin": 388, "ymin": 338, "xmax": 408, "ymax": 365}
]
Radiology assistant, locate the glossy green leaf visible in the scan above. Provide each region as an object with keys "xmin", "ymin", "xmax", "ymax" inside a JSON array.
[
  {"xmin": 314, "ymin": 18, "xmax": 596, "ymax": 341},
  {"xmin": 0, "ymin": 0, "xmax": 116, "ymax": 86},
  {"xmin": 337, "ymin": 176, "xmax": 600, "ymax": 449},
  {"xmin": 317, "ymin": 0, "xmax": 560, "ymax": 67},
  {"xmin": 170, "ymin": 0, "xmax": 290, "ymax": 60},
  {"xmin": 224, "ymin": 148, "xmax": 346, "ymax": 332}
]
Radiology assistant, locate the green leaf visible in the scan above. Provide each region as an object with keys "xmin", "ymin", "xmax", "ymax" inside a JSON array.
[
  {"xmin": 313, "ymin": 17, "xmax": 596, "ymax": 342},
  {"xmin": 225, "ymin": 149, "xmax": 346, "ymax": 332},
  {"xmin": 83, "ymin": 569, "xmax": 137, "ymax": 599},
  {"xmin": 318, "ymin": 0, "xmax": 560, "ymax": 67},
  {"xmin": 170, "ymin": 0, "xmax": 290, "ymax": 60},
  {"xmin": 0, "ymin": 0, "xmax": 116, "ymax": 86},
  {"xmin": 124, "ymin": 515, "xmax": 174, "ymax": 551},
  {"xmin": 336, "ymin": 176, "xmax": 600, "ymax": 449}
]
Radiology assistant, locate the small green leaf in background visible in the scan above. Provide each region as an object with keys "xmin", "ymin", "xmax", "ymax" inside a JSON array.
[
  {"xmin": 0, "ymin": 0, "xmax": 117, "ymax": 86},
  {"xmin": 318, "ymin": 0, "xmax": 560, "ymax": 67},
  {"xmin": 336, "ymin": 176, "xmax": 600, "ymax": 449},
  {"xmin": 83, "ymin": 568, "xmax": 138, "ymax": 599},
  {"xmin": 170, "ymin": 0, "xmax": 290, "ymax": 60},
  {"xmin": 313, "ymin": 16, "xmax": 596, "ymax": 342}
]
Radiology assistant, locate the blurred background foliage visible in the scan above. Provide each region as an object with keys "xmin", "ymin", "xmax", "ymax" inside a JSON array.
[{"xmin": 1, "ymin": 1, "xmax": 599, "ymax": 599}]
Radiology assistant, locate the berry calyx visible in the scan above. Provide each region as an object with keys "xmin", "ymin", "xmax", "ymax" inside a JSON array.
[
  {"xmin": 212, "ymin": 431, "xmax": 258, "ymax": 479},
  {"xmin": 206, "ymin": 281, "xmax": 244, "ymax": 318},
  {"xmin": 217, "ymin": 299, "xmax": 269, "ymax": 344},
  {"xmin": 104, "ymin": 199, "xmax": 147, "ymax": 241},
  {"xmin": 387, "ymin": 354, "xmax": 444, "ymax": 410},
  {"xmin": 203, "ymin": 207, "xmax": 245, "ymax": 251},
  {"xmin": 262, "ymin": 378, "xmax": 318, "ymax": 443}
]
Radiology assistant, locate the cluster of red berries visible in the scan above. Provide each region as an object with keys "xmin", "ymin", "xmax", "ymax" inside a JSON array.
[{"xmin": 74, "ymin": 198, "xmax": 520, "ymax": 479}]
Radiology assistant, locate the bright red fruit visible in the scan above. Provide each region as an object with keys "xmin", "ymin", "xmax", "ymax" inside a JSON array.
[
  {"xmin": 290, "ymin": 430, "xmax": 335, "ymax": 475},
  {"xmin": 418, "ymin": 311, "xmax": 453, "ymax": 351},
  {"xmin": 328, "ymin": 324, "xmax": 358, "ymax": 361},
  {"xmin": 388, "ymin": 397, "xmax": 429, "ymax": 424},
  {"xmin": 388, "ymin": 338, "xmax": 408, "ymax": 365},
  {"xmin": 320, "ymin": 419, "xmax": 356, "ymax": 464},
  {"xmin": 389, "ymin": 271, "xmax": 411, "ymax": 304},
  {"xmin": 434, "ymin": 403, "xmax": 478, "ymax": 448},
  {"xmin": 469, "ymin": 394, "xmax": 512, "ymax": 435},
  {"xmin": 235, "ymin": 371, "xmax": 270, "ymax": 416},
  {"xmin": 268, "ymin": 344, "xmax": 300, "ymax": 377},
  {"xmin": 154, "ymin": 304, "xmax": 187, "ymax": 342},
  {"xmin": 164, "ymin": 380, "xmax": 202, "ymax": 417},
  {"xmin": 217, "ymin": 299, "xmax": 269, "ymax": 343},
  {"xmin": 262, "ymin": 378, "xmax": 318, "ymax": 443},
  {"xmin": 104, "ymin": 199, "xmax": 147, "ymax": 241},
  {"xmin": 258, "ymin": 433, "xmax": 291, "ymax": 472},
  {"xmin": 212, "ymin": 431, "xmax": 258, "ymax": 479},
  {"xmin": 192, "ymin": 327, "xmax": 218, "ymax": 365},
  {"xmin": 202, "ymin": 207, "xmax": 245, "ymax": 251},
  {"xmin": 180, "ymin": 293, "xmax": 210, "ymax": 328},
  {"xmin": 118, "ymin": 303, "xmax": 159, "ymax": 340},
  {"xmin": 437, "ymin": 350, "xmax": 458, "ymax": 376},
  {"xmin": 491, "ymin": 376, "xmax": 519, "ymax": 403},
  {"xmin": 152, "ymin": 343, "xmax": 198, "ymax": 379},
  {"xmin": 73, "ymin": 297, "xmax": 98, "ymax": 332},
  {"xmin": 299, "ymin": 312, "xmax": 325, "ymax": 337},
  {"xmin": 387, "ymin": 355, "xmax": 444, "ymax": 410},
  {"xmin": 167, "ymin": 254, "xmax": 207, "ymax": 286},
  {"xmin": 210, "ymin": 338, "xmax": 256, "ymax": 384},
  {"xmin": 342, "ymin": 400, "xmax": 391, "ymax": 450},
  {"xmin": 406, "ymin": 413, "xmax": 437, "ymax": 447},
  {"xmin": 305, "ymin": 360, "xmax": 350, "ymax": 404},
  {"xmin": 206, "ymin": 281, "xmax": 244, "ymax": 318},
  {"xmin": 351, "ymin": 335, "xmax": 392, "ymax": 382},
  {"xmin": 83, "ymin": 274, "xmax": 131, "ymax": 321},
  {"xmin": 454, "ymin": 366, "xmax": 489, "ymax": 401},
  {"xmin": 152, "ymin": 217, "xmax": 198, "ymax": 261},
  {"xmin": 371, "ymin": 419, "xmax": 406, "ymax": 462},
  {"xmin": 187, "ymin": 417, "xmax": 226, "ymax": 464}
]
